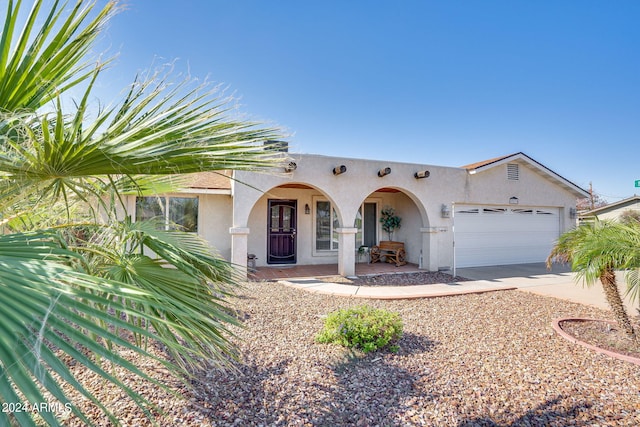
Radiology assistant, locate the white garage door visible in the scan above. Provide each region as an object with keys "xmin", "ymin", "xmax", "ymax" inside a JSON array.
[{"xmin": 454, "ymin": 205, "xmax": 560, "ymax": 268}]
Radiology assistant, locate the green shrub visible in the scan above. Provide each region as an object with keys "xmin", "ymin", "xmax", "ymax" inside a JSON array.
[{"xmin": 316, "ymin": 305, "xmax": 403, "ymax": 353}]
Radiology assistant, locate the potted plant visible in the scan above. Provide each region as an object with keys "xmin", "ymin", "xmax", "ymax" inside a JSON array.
[
  {"xmin": 357, "ymin": 245, "xmax": 369, "ymax": 263},
  {"xmin": 380, "ymin": 207, "xmax": 401, "ymax": 241}
]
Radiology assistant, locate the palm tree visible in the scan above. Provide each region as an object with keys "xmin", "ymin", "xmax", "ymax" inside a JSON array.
[
  {"xmin": 0, "ymin": 1, "xmax": 286, "ymax": 425},
  {"xmin": 547, "ymin": 219, "xmax": 640, "ymax": 343}
]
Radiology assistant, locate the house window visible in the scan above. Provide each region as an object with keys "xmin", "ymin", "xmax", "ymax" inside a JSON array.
[
  {"xmin": 507, "ymin": 163, "xmax": 519, "ymax": 180},
  {"xmin": 135, "ymin": 196, "xmax": 199, "ymax": 232},
  {"xmin": 315, "ymin": 200, "xmax": 339, "ymax": 251}
]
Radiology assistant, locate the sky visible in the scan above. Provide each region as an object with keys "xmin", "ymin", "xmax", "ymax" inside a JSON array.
[{"xmin": 89, "ymin": 0, "xmax": 639, "ymax": 202}]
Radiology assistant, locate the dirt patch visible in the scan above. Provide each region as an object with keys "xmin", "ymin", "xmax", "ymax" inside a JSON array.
[{"xmin": 559, "ymin": 318, "xmax": 640, "ymax": 359}]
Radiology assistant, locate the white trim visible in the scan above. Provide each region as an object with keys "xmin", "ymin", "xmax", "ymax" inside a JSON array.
[
  {"xmin": 124, "ymin": 189, "xmax": 231, "ymax": 196},
  {"xmin": 182, "ymin": 188, "xmax": 231, "ymax": 195}
]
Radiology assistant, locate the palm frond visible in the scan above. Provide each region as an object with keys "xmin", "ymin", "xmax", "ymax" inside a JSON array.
[
  {"xmin": 69, "ymin": 219, "xmax": 242, "ymax": 371},
  {"xmin": 0, "ymin": 65, "xmax": 287, "ymax": 214},
  {"xmin": 0, "ymin": 0, "xmax": 287, "ymax": 424},
  {"xmin": 0, "ymin": 0, "xmax": 117, "ymax": 112},
  {"xmin": 548, "ymin": 220, "xmax": 640, "ymax": 285},
  {"xmin": 0, "ymin": 231, "xmax": 201, "ymax": 426}
]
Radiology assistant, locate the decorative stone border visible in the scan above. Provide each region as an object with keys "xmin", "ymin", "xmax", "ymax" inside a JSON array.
[{"xmin": 552, "ymin": 317, "xmax": 640, "ymax": 366}]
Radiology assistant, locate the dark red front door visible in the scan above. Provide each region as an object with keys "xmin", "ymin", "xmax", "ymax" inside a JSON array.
[{"xmin": 267, "ymin": 200, "xmax": 297, "ymax": 264}]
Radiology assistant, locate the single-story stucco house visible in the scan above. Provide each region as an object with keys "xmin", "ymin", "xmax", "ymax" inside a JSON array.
[
  {"xmin": 125, "ymin": 151, "xmax": 588, "ymax": 278},
  {"xmin": 579, "ymin": 195, "xmax": 640, "ymax": 223}
]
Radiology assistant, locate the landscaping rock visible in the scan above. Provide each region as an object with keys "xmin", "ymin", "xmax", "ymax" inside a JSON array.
[{"xmin": 63, "ymin": 281, "xmax": 640, "ymax": 426}]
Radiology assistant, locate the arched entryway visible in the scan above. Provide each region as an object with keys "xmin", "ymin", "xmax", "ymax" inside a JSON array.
[
  {"xmin": 244, "ymin": 182, "xmax": 345, "ymax": 270},
  {"xmin": 350, "ymin": 186, "xmax": 430, "ymax": 271}
]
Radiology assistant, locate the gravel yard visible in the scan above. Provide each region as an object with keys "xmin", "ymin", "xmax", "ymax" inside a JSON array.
[{"xmin": 64, "ymin": 280, "xmax": 640, "ymax": 426}]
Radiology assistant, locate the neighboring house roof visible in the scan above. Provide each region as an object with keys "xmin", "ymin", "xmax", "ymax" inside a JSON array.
[
  {"xmin": 461, "ymin": 152, "xmax": 589, "ymax": 198},
  {"xmin": 580, "ymin": 194, "xmax": 640, "ymax": 217}
]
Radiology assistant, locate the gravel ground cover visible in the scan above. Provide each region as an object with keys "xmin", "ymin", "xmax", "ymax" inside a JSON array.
[
  {"xmin": 317, "ymin": 271, "xmax": 470, "ymax": 287},
  {"xmin": 62, "ymin": 280, "xmax": 640, "ymax": 426}
]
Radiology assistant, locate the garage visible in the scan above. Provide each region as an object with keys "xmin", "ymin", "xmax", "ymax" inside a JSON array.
[{"xmin": 454, "ymin": 205, "xmax": 560, "ymax": 268}]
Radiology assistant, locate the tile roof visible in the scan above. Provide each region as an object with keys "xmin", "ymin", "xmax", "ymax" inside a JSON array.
[
  {"xmin": 185, "ymin": 171, "xmax": 232, "ymax": 190},
  {"xmin": 460, "ymin": 153, "xmax": 519, "ymax": 170}
]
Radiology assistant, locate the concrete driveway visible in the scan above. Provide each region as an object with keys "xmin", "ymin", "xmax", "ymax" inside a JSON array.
[{"xmin": 457, "ymin": 262, "xmax": 638, "ymax": 315}]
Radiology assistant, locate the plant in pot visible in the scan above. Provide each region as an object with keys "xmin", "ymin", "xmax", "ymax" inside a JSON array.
[
  {"xmin": 357, "ymin": 245, "xmax": 369, "ymax": 262},
  {"xmin": 380, "ymin": 207, "xmax": 401, "ymax": 241}
]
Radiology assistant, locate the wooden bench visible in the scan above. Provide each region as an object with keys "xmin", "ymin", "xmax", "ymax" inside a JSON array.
[{"xmin": 370, "ymin": 241, "xmax": 406, "ymax": 267}]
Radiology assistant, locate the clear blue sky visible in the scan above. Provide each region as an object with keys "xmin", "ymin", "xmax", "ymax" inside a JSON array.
[{"xmin": 94, "ymin": 0, "xmax": 639, "ymax": 202}]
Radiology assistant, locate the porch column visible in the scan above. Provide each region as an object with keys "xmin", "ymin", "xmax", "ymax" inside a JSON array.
[
  {"xmin": 336, "ymin": 227, "xmax": 358, "ymax": 277},
  {"xmin": 230, "ymin": 227, "xmax": 250, "ymax": 279},
  {"xmin": 420, "ymin": 227, "xmax": 440, "ymax": 271}
]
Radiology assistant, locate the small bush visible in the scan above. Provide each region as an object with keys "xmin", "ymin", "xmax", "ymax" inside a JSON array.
[{"xmin": 316, "ymin": 305, "xmax": 403, "ymax": 353}]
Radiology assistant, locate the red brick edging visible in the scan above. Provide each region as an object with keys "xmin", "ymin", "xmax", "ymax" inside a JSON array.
[{"xmin": 552, "ymin": 317, "xmax": 640, "ymax": 366}]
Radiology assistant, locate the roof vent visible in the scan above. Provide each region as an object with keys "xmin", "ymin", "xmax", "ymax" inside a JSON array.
[{"xmin": 507, "ymin": 163, "xmax": 519, "ymax": 180}]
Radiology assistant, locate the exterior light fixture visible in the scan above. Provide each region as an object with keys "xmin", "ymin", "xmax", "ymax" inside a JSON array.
[
  {"xmin": 305, "ymin": 204, "xmax": 311, "ymax": 214},
  {"xmin": 333, "ymin": 165, "xmax": 347, "ymax": 175},
  {"xmin": 509, "ymin": 196, "xmax": 519, "ymax": 205},
  {"xmin": 284, "ymin": 161, "xmax": 297, "ymax": 172},
  {"xmin": 441, "ymin": 204, "xmax": 451, "ymax": 218},
  {"xmin": 414, "ymin": 170, "xmax": 430, "ymax": 179},
  {"xmin": 569, "ymin": 207, "xmax": 577, "ymax": 219},
  {"xmin": 378, "ymin": 167, "xmax": 391, "ymax": 177}
]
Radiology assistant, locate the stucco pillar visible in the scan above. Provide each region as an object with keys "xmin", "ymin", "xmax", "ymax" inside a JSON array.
[
  {"xmin": 420, "ymin": 227, "xmax": 440, "ymax": 271},
  {"xmin": 230, "ymin": 227, "xmax": 250, "ymax": 279},
  {"xmin": 336, "ymin": 227, "xmax": 358, "ymax": 277}
]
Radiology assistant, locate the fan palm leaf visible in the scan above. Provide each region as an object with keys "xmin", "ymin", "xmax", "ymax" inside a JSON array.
[
  {"xmin": 0, "ymin": 0, "xmax": 287, "ymax": 425},
  {"xmin": 0, "ymin": 231, "xmax": 198, "ymax": 426},
  {"xmin": 0, "ymin": 0, "xmax": 115, "ymax": 111},
  {"xmin": 69, "ymin": 218, "xmax": 243, "ymax": 371}
]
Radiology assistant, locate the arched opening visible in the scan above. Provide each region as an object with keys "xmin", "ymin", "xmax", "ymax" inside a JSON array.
[
  {"xmin": 353, "ymin": 186, "xmax": 429, "ymax": 268},
  {"xmin": 246, "ymin": 182, "xmax": 343, "ymax": 268}
]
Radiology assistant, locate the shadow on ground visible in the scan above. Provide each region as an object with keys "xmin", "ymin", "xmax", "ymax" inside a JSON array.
[
  {"xmin": 458, "ymin": 396, "xmax": 595, "ymax": 426},
  {"xmin": 189, "ymin": 333, "xmax": 440, "ymax": 425}
]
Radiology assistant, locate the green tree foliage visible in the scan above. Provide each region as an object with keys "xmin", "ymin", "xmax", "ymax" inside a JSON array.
[
  {"xmin": 547, "ymin": 220, "xmax": 640, "ymax": 343},
  {"xmin": 380, "ymin": 207, "xmax": 401, "ymax": 241},
  {"xmin": 0, "ymin": 1, "xmax": 286, "ymax": 425}
]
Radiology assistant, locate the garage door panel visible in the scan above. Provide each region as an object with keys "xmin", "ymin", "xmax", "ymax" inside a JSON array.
[
  {"xmin": 455, "ymin": 205, "xmax": 559, "ymax": 267},
  {"xmin": 457, "ymin": 247, "xmax": 547, "ymax": 266},
  {"xmin": 457, "ymin": 231, "xmax": 555, "ymax": 247}
]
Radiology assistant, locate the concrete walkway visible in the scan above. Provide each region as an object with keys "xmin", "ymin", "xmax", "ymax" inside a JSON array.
[{"xmin": 279, "ymin": 262, "xmax": 639, "ymax": 314}]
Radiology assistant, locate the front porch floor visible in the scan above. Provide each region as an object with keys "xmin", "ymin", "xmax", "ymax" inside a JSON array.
[{"xmin": 250, "ymin": 262, "xmax": 421, "ymax": 281}]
